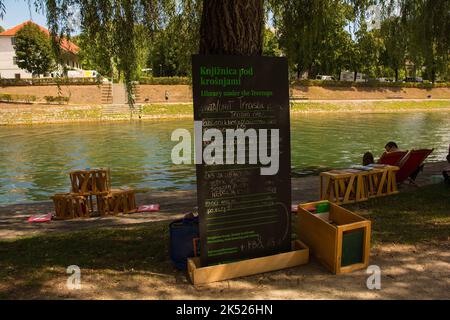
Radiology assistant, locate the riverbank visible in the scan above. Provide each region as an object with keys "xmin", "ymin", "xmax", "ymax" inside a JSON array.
[
  {"xmin": 2, "ymin": 83, "xmax": 450, "ymax": 105},
  {"xmin": 1, "ymin": 181, "xmax": 449, "ymax": 299},
  {"xmin": 0, "ymin": 161, "xmax": 446, "ymax": 240},
  {"xmin": 1, "ymin": 100, "xmax": 450, "ymax": 125}
]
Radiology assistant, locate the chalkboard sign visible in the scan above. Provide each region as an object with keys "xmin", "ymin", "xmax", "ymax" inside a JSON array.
[{"xmin": 192, "ymin": 55, "xmax": 292, "ymax": 266}]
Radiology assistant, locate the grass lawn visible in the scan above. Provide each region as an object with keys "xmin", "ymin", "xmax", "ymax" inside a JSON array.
[
  {"xmin": 0, "ymin": 183, "xmax": 448, "ymax": 299},
  {"xmin": 290, "ymin": 100, "xmax": 450, "ymax": 113},
  {"xmin": 346, "ymin": 183, "xmax": 450, "ymax": 244},
  {"xmin": 139, "ymin": 101, "xmax": 450, "ymax": 117},
  {"xmin": 142, "ymin": 103, "xmax": 193, "ymax": 116}
]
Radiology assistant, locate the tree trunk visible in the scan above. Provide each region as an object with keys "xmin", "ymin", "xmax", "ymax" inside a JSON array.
[
  {"xmin": 395, "ymin": 68, "xmax": 399, "ymax": 82},
  {"xmin": 199, "ymin": 0, "xmax": 264, "ymax": 56}
]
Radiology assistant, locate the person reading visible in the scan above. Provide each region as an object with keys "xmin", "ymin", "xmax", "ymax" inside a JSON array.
[{"xmin": 385, "ymin": 141, "xmax": 400, "ymax": 153}]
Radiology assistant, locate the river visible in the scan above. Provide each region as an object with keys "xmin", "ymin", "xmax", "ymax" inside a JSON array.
[{"xmin": 0, "ymin": 111, "xmax": 449, "ymax": 204}]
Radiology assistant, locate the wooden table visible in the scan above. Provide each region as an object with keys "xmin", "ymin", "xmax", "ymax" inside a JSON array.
[{"xmin": 320, "ymin": 165, "xmax": 399, "ymax": 205}]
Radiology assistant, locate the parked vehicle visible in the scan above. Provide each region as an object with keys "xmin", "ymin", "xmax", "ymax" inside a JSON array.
[
  {"xmin": 376, "ymin": 77, "xmax": 394, "ymax": 82},
  {"xmin": 339, "ymin": 71, "xmax": 367, "ymax": 82},
  {"xmin": 316, "ymin": 75, "xmax": 336, "ymax": 81},
  {"xmin": 67, "ymin": 70, "xmax": 99, "ymax": 78},
  {"xmin": 403, "ymin": 77, "xmax": 423, "ymax": 83}
]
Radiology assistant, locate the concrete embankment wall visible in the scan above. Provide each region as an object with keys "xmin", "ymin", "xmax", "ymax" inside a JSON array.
[
  {"xmin": 0, "ymin": 85, "xmax": 103, "ymax": 104},
  {"xmin": 2, "ymin": 84, "xmax": 450, "ymax": 105},
  {"xmin": 291, "ymin": 86, "xmax": 450, "ymax": 100}
]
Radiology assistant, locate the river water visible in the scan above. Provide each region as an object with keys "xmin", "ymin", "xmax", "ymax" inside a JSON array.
[{"xmin": 0, "ymin": 112, "xmax": 449, "ymax": 204}]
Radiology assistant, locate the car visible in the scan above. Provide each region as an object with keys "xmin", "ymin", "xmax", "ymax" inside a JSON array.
[
  {"xmin": 376, "ymin": 78, "xmax": 393, "ymax": 82},
  {"xmin": 316, "ymin": 75, "xmax": 336, "ymax": 81},
  {"xmin": 404, "ymin": 77, "xmax": 424, "ymax": 83}
]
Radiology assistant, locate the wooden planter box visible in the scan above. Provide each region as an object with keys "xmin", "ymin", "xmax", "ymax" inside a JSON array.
[
  {"xmin": 187, "ymin": 241, "xmax": 309, "ymax": 285},
  {"xmin": 297, "ymin": 201, "xmax": 371, "ymax": 274}
]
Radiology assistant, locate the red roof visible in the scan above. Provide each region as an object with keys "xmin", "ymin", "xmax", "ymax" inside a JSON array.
[{"xmin": 0, "ymin": 21, "xmax": 79, "ymax": 54}]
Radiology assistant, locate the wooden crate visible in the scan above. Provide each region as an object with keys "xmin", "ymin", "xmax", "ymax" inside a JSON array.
[
  {"xmin": 297, "ymin": 201, "xmax": 371, "ymax": 274},
  {"xmin": 187, "ymin": 241, "xmax": 309, "ymax": 285},
  {"xmin": 97, "ymin": 189, "xmax": 137, "ymax": 216},
  {"xmin": 52, "ymin": 193, "xmax": 90, "ymax": 220},
  {"xmin": 69, "ymin": 168, "xmax": 111, "ymax": 195}
]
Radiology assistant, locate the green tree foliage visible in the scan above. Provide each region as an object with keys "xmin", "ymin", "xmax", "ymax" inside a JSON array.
[
  {"xmin": 14, "ymin": 22, "xmax": 54, "ymax": 77},
  {"xmin": 379, "ymin": 17, "xmax": 407, "ymax": 81},
  {"xmin": 271, "ymin": 0, "xmax": 364, "ymax": 78},
  {"xmin": 384, "ymin": 0, "xmax": 450, "ymax": 81},
  {"xmin": 351, "ymin": 21, "xmax": 384, "ymax": 79},
  {"xmin": 147, "ymin": 1, "xmax": 202, "ymax": 77},
  {"xmin": 72, "ymin": 32, "xmax": 113, "ymax": 77},
  {"xmin": 1, "ymin": 0, "xmax": 448, "ymax": 89},
  {"xmin": 263, "ymin": 28, "xmax": 282, "ymax": 57}
]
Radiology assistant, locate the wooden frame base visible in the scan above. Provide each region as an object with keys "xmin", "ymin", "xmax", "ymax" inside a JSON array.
[{"xmin": 187, "ymin": 241, "xmax": 309, "ymax": 285}]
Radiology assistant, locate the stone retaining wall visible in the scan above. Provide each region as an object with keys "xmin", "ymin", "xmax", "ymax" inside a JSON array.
[{"xmin": 2, "ymin": 84, "xmax": 450, "ymax": 105}]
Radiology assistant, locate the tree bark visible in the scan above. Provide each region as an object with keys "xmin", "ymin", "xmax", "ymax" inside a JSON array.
[{"xmin": 199, "ymin": 0, "xmax": 264, "ymax": 56}]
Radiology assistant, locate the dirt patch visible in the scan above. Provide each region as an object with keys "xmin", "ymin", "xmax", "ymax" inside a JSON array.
[{"xmin": 1, "ymin": 241, "xmax": 448, "ymax": 300}]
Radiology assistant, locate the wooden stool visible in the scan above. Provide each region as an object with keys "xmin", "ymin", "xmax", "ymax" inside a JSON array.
[
  {"xmin": 97, "ymin": 189, "xmax": 137, "ymax": 216},
  {"xmin": 52, "ymin": 193, "xmax": 89, "ymax": 220}
]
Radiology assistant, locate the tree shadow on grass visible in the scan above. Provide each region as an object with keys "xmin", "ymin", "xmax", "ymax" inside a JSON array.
[
  {"xmin": 1, "ymin": 184, "xmax": 449, "ymax": 299},
  {"xmin": 346, "ymin": 183, "xmax": 450, "ymax": 245},
  {"xmin": 0, "ymin": 220, "xmax": 181, "ymax": 298}
]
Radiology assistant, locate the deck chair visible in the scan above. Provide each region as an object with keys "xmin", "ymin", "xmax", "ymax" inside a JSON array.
[
  {"xmin": 378, "ymin": 151, "xmax": 409, "ymax": 166},
  {"xmin": 396, "ymin": 149, "xmax": 434, "ymax": 184}
]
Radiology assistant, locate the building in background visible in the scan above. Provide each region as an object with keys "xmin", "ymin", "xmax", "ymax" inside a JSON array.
[{"xmin": 0, "ymin": 21, "xmax": 80, "ymax": 79}]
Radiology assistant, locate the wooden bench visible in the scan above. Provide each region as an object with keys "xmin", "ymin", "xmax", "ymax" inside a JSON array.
[{"xmin": 320, "ymin": 165, "xmax": 399, "ymax": 205}]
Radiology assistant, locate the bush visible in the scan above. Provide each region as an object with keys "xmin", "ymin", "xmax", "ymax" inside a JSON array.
[
  {"xmin": 44, "ymin": 96, "xmax": 70, "ymax": 104},
  {"xmin": 138, "ymin": 77, "xmax": 191, "ymax": 85},
  {"xmin": 0, "ymin": 77, "xmax": 101, "ymax": 87},
  {"xmin": 0, "ymin": 93, "xmax": 37, "ymax": 103},
  {"xmin": 293, "ymin": 79, "xmax": 450, "ymax": 88}
]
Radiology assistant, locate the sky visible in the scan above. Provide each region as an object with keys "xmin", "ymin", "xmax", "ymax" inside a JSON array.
[{"xmin": 1, "ymin": 0, "xmax": 48, "ymax": 30}]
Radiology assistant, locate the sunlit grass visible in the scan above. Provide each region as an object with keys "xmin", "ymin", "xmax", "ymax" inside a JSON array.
[
  {"xmin": 291, "ymin": 100, "xmax": 450, "ymax": 113},
  {"xmin": 346, "ymin": 183, "xmax": 450, "ymax": 245},
  {"xmin": 140, "ymin": 101, "xmax": 450, "ymax": 117}
]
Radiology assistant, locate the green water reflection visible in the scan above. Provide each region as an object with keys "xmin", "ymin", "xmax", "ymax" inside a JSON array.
[{"xmin": 0, "ymin": 112, "xmax": 449, "ymax": 204}]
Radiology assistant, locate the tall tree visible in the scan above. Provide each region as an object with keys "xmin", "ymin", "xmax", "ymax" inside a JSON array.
[
  {"xmin": 199, "ymin": 0, "xmax": 264, "ymax": 55},
  {"xmin": 14, "ymin": 23, "xmax": 54, "ymax": 77},
  {"xmin": 263, "ymin": 28, "xmax": 282, "ymax": 57},
  {"xmin": 148, "ymin": 0, "xmax": 202, "ymax": 77},
  {"xmin": 380, "ymin": 17, "xmax": 407, "ymax": 82},
  {"xmin": 383, "ymin": 0, "xmax": 450, "ymax": 82},
  {"xmin": 271, "ymin": 0, "xmax": 360, "ymax": 78}
]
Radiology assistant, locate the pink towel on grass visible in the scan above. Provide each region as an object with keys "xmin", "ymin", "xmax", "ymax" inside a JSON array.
[
  {"xmin": 137, "ymin": 204, "xmax": 160, "ymax": 213},
  {"xmin": 28, "ymin": 213, "xmax": 52, "ymax": 223}
]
